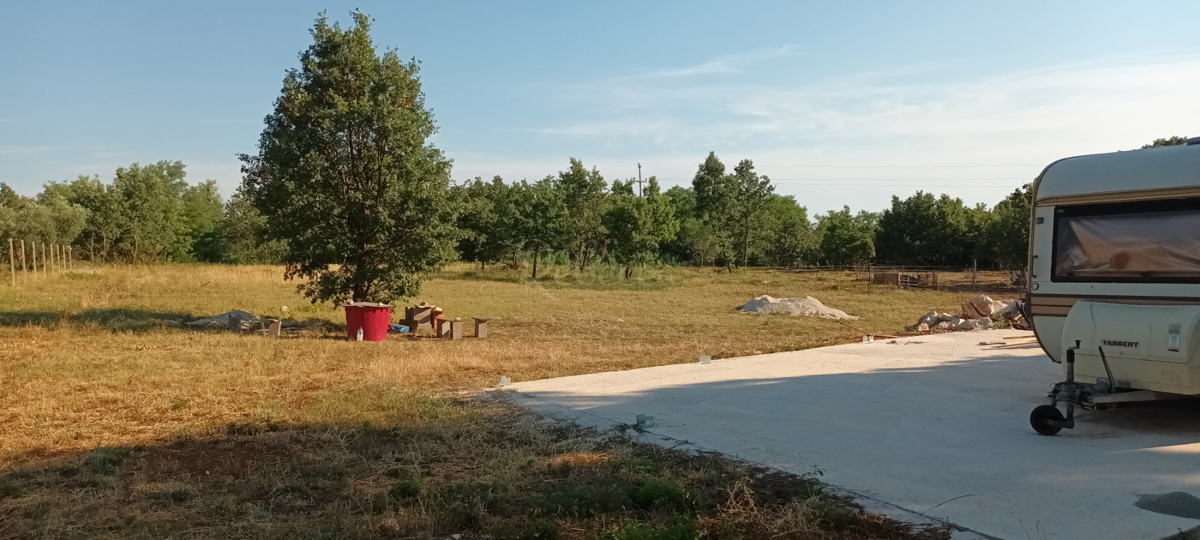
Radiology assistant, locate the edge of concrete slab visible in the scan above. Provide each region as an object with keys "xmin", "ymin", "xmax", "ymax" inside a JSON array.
[{"xmin": 499, "ymin": 387, "xmax": 1000, "ymax": 540}]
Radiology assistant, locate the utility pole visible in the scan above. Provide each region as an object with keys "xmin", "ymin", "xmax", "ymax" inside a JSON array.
[{"xmin": 636, "ymin": 163, "xmax": 644, "ymax": 197}]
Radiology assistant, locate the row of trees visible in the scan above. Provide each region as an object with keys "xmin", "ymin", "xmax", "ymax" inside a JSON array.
[
  {"xmin": 0, "ymin": 162, "xmax": 281, "ymax": 264},
  {"xmin": 453, "ymin": 152, "xmax": 1034, "ymax": 275},
  {"xmin": 2, "ymin": 154, "xmax": 1033, "ymax": 272}
]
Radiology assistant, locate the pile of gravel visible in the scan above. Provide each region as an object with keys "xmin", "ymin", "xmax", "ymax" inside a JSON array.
[
  {"xmin": 1135, "ymin": 492, "xmax": 1200, "ymax": 519},
  {"xmin": 738, "ymin": 295, "xmax": 859, "ymax": 320}
]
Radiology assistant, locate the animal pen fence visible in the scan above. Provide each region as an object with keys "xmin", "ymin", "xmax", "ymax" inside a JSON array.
[
  {"xmin": 854, "ymin": 265, "xmax": 940, "ymax": 290},
  {"xmin": 4, "ymin": 238, "xmax": 74, "ymax": 286}
]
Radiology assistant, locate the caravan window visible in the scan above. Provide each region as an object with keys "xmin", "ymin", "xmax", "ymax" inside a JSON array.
[{"xmin": 1053, "ymin": 198, "xmax": 1200, "ymax": 283}]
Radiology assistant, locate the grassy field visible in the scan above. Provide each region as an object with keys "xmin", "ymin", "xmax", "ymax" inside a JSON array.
[{"xmin": 0, "ymin": 263, "xmax": 1012, "ymax": 539}]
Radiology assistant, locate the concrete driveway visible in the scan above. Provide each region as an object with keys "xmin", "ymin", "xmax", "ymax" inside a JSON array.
[{"xmin": 507, "ymin": 330, "xmax": 1200, "ymax": 540}]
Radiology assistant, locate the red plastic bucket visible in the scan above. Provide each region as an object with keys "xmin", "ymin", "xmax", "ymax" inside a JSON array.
[{"xmin": 345, "ymin": 303, "xmax": 393, "ymax": 341}]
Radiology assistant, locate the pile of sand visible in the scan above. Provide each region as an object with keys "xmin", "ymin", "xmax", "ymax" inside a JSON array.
[
  {"xmin": 738, "ymin": 295, "xmax": 859, "ymax": 320},
  {"xmin": 1135, "ymin": 492, "xmax": 1200, "ymax": 519}
]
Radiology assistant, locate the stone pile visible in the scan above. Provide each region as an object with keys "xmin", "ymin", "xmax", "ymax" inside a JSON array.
[{"xmin": 903, "ymin": 295, "xmax": 1028, "ymax": 333}]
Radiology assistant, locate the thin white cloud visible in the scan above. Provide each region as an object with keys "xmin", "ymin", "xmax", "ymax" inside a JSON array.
[
  {"xmin": 467, "ymin": 52, "xmax": 1200, "ymax": 212},
  {"xmin": 537, "ymin": 53, "xmax": 1200, "ymax": 154},
  {"xmin": 644, "ymin": 45, "xmax": 800, "ymax": 78}
]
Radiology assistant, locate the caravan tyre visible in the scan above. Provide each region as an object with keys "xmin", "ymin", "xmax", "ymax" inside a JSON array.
[{"xmin": 1030, "ymin": 405, "xmax": 1065, "ymax": 436}]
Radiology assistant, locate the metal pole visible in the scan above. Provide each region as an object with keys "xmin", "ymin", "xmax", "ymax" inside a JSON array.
[{"xmin": 637, "ymin": 163, "xmax": 644, "ymax": 197}]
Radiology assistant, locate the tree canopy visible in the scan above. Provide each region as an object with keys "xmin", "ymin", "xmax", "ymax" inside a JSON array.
[{"xmin": 240, "ymin": 11, "xmax": 457, "ymax": 303}]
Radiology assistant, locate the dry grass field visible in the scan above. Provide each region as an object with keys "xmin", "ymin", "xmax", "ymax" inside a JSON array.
[{"xmin": 0, "ymin": 263, "xmax": 1012, "ymax": 539}]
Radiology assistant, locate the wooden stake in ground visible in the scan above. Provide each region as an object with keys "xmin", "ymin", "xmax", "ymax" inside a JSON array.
[
  {"xmin": 67, "ymin": 246, "xmax": 72, "ymax": 271},
  {"xmin": 19, "ymin": 239, "xmax": 26, "ymax": 280},
  {"xmin": 7, "ymin": 238, "xmax": 14, "ymax": 287},
  {"xmin": 30, "ymin": 241, "xmax": 36, "ymax": 277},
  {"xmin": 41, "ymin": 242, "xmax": 47, "ymax": 277}
]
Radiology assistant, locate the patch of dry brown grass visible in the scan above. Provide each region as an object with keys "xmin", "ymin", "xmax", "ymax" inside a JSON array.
[
  {"xmin": 0, "ymin": 263, "xmax": 1002, "ymax": 539},
  {"xmin": 0, "ymin": 397, "xmax": 950, "ymax": 540},
  {"xmin": 0, "ymin": 263, "xmax": 1011, "ymax": 465}
]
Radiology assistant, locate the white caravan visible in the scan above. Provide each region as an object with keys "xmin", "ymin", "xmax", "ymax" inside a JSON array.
[{"xmin": 1027, "ymin": 138, "xmax": 1200, "ymax": 435}]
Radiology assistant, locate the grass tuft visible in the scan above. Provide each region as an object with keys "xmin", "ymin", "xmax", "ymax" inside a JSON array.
[{"xmin": 85, "ymin": 446, "xmax": 132, "ymax": 475}]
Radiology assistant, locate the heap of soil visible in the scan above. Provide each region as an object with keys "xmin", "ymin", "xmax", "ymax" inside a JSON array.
[
  {"xmin": 738, "ymin": 295, "xmax": 859, "ymax": 320},
  {"xmin": 1135, "ymin": 492, "xmax": 1200, "ymax": 519}
]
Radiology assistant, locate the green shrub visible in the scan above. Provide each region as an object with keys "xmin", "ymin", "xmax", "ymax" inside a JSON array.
[
  {"xmin": 389, "ymin": 476, "xmax": 422, "ymax": 499},
  {"xmin": 606, "ymin": 520, "xmax": 699, "ymax": 540},
  {"xmin": 0, "ymin": 477, "xmax": 20, "ymax": 499},
  {"xmin": 630, "ymin": 478, "xmax": 688, "ymax": 511},
  {"xmin": 85, "ymin": 447, "xmax": 132, "ymax": 475},
  {"xmin": 533, "ymin": 480, "xmax": 632, "ymax": 518}
]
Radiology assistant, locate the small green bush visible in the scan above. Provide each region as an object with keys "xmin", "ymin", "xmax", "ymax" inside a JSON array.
[
  {"xmin": 85, "ymin": 447, "xmax": 132, "ymax": 475},
  {"xmin": 606, "ymin": 520, "xmax": 699, "ymax": 540},
  {"xmin": 389, "ymin": 476, "xmax": 422, "ymax": 499},
  {"xmin": 630, "ymin": 478, "xmax": 688, "ymax": 511},
  {"xmin": 0, "ymin": 477, "xmax": 20, "ymax": 499}
]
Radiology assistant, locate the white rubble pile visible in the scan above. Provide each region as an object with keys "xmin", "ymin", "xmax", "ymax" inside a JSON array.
[
  {"xmin": 904, "ymin": 295, "xmax": 1028, "ymax": 333},
  {"xmin": 187, "ymin": 310, "xmax": 319, "ymax": 333},
  {"xmin": 739, "ymin": 295, "xmax": 859, "ymax": 320}
]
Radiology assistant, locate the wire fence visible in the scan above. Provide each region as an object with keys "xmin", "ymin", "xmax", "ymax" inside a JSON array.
[{"xmin": 5, "ymin": 238, "xmax": 75, "ymax": 287}]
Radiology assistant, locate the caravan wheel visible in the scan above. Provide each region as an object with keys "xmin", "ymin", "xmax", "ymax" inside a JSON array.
[{"xmin": 1030, "ymin": 405, "xmax": 1065, "ymax": 436}]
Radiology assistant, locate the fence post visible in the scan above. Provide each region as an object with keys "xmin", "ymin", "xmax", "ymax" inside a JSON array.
[
  {"xmin": 19, "ymin": 239, "xmax": 26, "ymax": 280},
  {"xmin": 68, "ymin": 246, "xmax": 72, "ymax": 271},
  {"xmin": 30, "ymin": 241, "xmax": 37, "ymax": 277},
  {"xmin": 8, "ymin": 238, "xmax": 13, "ymax": 287},
  {"xmin": 42, "ymin": 242, "xmax": 47, "ymax": 277}
]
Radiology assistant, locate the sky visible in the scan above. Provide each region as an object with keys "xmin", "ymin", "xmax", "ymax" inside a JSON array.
[{"xmin": 2, "ymin": 1, "xmax": 1199, "ymax": 214}]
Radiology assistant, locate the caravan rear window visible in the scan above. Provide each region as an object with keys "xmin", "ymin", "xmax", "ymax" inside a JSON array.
[{"xmin": 1053, "ymin": 198, "xmax": 1200, "ymax": 283}]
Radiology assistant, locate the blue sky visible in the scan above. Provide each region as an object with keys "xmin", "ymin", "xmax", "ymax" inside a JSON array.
[{"xmin": 2, "ymin": 1, "xmax": 1199, "ymax": 213}]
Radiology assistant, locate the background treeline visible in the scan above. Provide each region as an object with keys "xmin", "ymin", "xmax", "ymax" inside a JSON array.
[
  {"xmin": 1, "ymin": 154, "xmax": 1031, "ymax": 271},
  {"xmin": 1, "ymin": 161, "xmax": 282, "ymax": 264},
  {"xmin": 454, "ymin": 152, "xmax": 1032, "ymax": 274}
]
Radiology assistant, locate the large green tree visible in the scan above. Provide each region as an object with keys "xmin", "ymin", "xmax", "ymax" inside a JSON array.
[
  {"xmin": 220, "ymin": 186, "xmax": 284, "ymax": 264},
  {"xmin": 985, "ymin": 184, "xmax": 1033, "ymax": 269},
  {"xmin": 602, "ymin": 177, "xmax": 679, "ymax": 278},
  {"xmin": 519, "ymin": 176, "xmax": 568, "ymax": 279},
  {"xmin": 241, "ymin": 12, "xmax": 458, "ymax": 303},
  {"xmin": 1142, "ymin": 136, "xmax": 1189, "ymax": 148},
  {"xmin": 41, "ymin": 175, "xmax": 120, "ymax": 261},
  {"xmin": 875, "ymin": 191, "xmax": 983, "ymax": 267},
  {"xmin": 761, "ymin": 195, "xmax": 816, "ymax": 267},
  {"xmin": 730, "ymin": 159, "xmax": 774, "ymax": 267},
  {"xmin": 816, "ymin": 207, "xmax": 878, "ymax": 265},
  {"xmin": 110, "ymin": 161, "xmax": 188, "ymax": 262},
  {"xmin": 691, "ymin": 152, "xmax": 737, "ymax": 268},
  {"xmin": 559, "ymin": 158, "xmax": 608, "ymax": 271},
  {"xmin": 179, "ymin": 180, "xmax": 225, "ymax": 262}
]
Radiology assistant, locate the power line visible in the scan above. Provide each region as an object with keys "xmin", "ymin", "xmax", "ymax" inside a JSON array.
[
  {"xmin": 651, "ymin": 177, "xmax": 1025, "ymax": 188},
  {"xmin": 639, "ymin": 162, "xmax": 1043, "ymax": 168},
  {"xmin": 653, "ymin": 176, "xmax": 1031, "ymax": 182}
]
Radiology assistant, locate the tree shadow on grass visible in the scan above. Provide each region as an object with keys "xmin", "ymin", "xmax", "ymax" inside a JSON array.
[
  {"xmin": 0, "ymin": 308, "xmax": 194, "ymax": 333},
  {"xmin": 0, "ymin": 308, "xmax": 342, "ymax": 335},
  {"xmin": 0, "ymin": 397, "xmax": 950, "ymax": 540}
]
